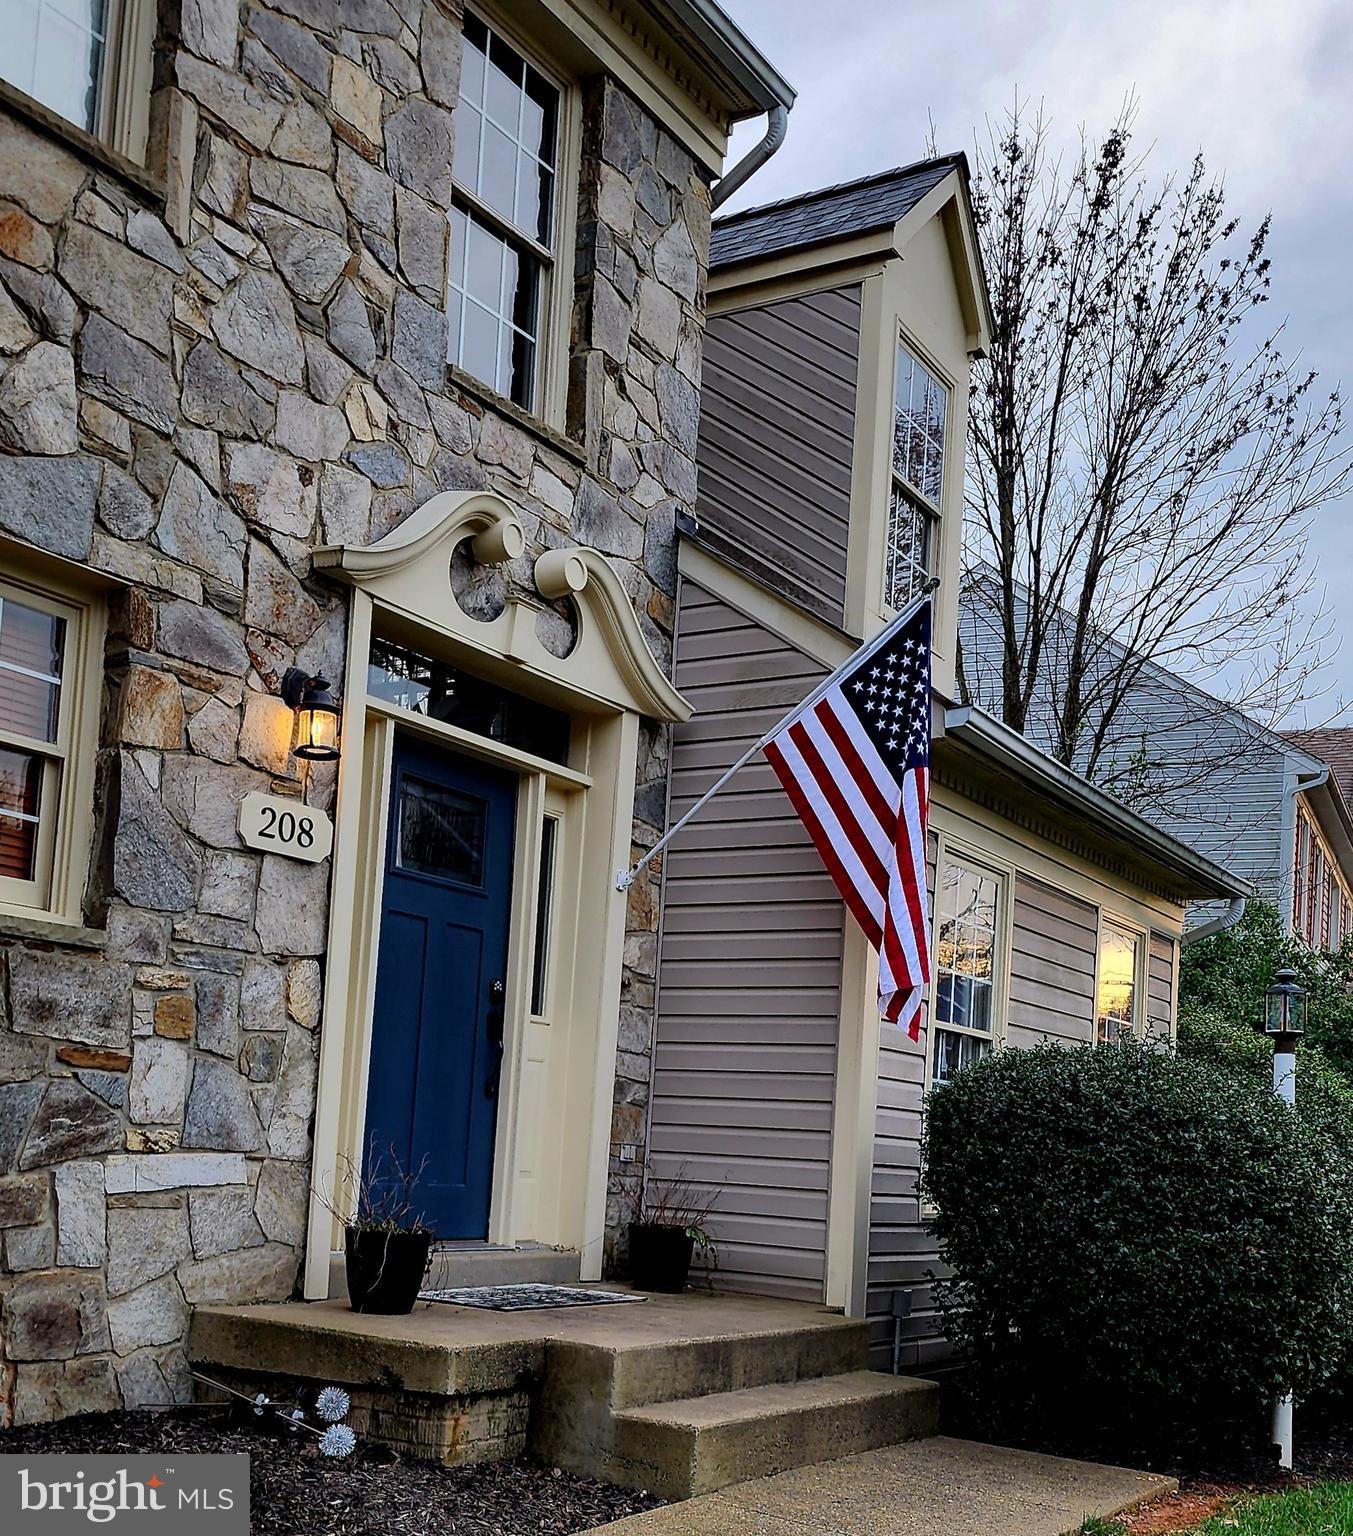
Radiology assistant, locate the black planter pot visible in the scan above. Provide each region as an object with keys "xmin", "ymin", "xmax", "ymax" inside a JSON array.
[
  {"xmin": 344, "ymin": 1227, "xmax": 432, "ymax": 1314},
  {"xmin": 628, "ymin": 1222, "xmax": 694, "ymax": 1294}
]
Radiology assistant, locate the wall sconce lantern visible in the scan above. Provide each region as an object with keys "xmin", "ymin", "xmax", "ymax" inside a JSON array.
[
  {"xmin": 1263, "ymin": 966, "xmax": 1307, "ymax": 1039},
  {"xmin": 282, "ymin": 668, "xmax": 341, "ymax": 762}
]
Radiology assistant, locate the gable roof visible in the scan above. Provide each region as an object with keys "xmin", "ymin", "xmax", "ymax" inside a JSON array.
[
  {"xmin": 709, "ymin": 154, "xmax": 965, "ymax": 270},
  {"xmin": 1285, "ymin": 728, "xmax": 1353, "ymax": 802}
]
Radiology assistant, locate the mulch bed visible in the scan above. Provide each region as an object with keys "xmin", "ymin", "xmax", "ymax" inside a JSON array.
[{"xmin": 2, "ymin": 1408, "xmax": 663, "ymax": 1536}]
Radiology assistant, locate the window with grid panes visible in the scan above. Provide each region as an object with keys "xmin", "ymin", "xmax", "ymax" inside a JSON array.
[
  {"xmin": 1096, "ymin": 921, "xmax": 1140, "ymax": 1044},
  {"xmin": 0, "ymin": 579, "xmax": 81, "ymax": 912},
  {"xmin": 449, "ymin": 12, "xmax": 560, "ymax": 412},
  {"xmin": 931, "ymin": 855, "xmax": 1001, "ymax": 1085},
  {"xmin": 885, "ymin": 340, "xmax": 947, "ymax": 610}
]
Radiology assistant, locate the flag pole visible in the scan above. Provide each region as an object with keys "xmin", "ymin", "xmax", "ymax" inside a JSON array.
[{"xmin": 616, "ymin": 578, "xmax": 939, "ymax": 892}]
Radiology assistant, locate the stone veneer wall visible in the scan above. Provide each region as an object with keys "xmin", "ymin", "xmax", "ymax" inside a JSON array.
[{"xmin": 0, "ymin": 0, "xmax": 709, "ymax": 1423}]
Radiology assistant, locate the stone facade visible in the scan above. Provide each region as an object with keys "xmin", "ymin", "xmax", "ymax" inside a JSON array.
[{"xmin": 0, "ymin": 0, "xmax": 710, "ymax": 1422}]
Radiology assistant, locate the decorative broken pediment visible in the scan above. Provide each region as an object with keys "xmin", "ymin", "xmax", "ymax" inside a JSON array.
[{"xmin": 314, "ymin": 489, "xmax": 690, "ymax": 724}]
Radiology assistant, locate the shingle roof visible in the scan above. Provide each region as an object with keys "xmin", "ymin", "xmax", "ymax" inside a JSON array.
[
  {"xmin": 1285, "ymin": 728, "xmax": 1353, "ymax": 801},
  {"xmin": 709, "ymin": 154, "xmax": 965, "ymax": 270}
]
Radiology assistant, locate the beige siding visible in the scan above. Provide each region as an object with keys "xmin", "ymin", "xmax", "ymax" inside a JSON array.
[
  {"xmin": 695, "ymin": 286, "xmax": 862, "ymax": 625},
  {"xmin": 866, "ymin": 832, "xmax": 943, "ymax": 1369},
  {"xmin": 1006, "ymin": 875, "xmax": 1099, "ymax": 1050},
  {"xmin": 649, "ymin": 581, "xmax": 843, "ymax": 1300},
  {"xmin": 1147, "ymin": 931, "xmax": 1176, "ymax": 1036}
]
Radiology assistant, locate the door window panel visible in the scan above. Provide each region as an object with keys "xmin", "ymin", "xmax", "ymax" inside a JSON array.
[{"xmin": 397, "ymin": 777, "xmax": 487, "ymax": 887}]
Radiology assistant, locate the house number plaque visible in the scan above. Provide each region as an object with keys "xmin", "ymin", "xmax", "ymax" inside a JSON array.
[{"xmin": 238, "ymin": 792, "xmax": 334, "ymax": 864}]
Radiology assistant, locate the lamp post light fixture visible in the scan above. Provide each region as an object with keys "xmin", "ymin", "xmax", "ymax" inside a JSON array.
[
  {"xmin": 1262, "ymin": 964, "xmax": 1307, "ymax": 1473},
  {"xmin": 281, "ymin": 668, "xmax": 341, "ymax": 762}
]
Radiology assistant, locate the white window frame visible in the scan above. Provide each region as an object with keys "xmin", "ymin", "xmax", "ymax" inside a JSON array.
[
  {"xmin": 923, "ymin": 834, "xmax": 1011, "ymax": 1092},
  {"xmin": 449, "ymin": 3, "xmax": 579, "ymax": 430},
  {"xmin": 0, "ymin": 565, "xmax": 103, "ymax": 925},
  {"xmin": 883, "ymin": 327, "xmax": 953, "ymax": 615},
  {"xmin": 1094, "ymin": 912, "xmax": 1147, "ymax": 1046},
  {"xmin": 4, "ymin": 0, "xmax": 155, "ymax": 162}
]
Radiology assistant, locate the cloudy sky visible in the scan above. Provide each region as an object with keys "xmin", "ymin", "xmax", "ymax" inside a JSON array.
[{"xmin": 718, "ymin": 0, "xmax": 1353, "ymax": 722}]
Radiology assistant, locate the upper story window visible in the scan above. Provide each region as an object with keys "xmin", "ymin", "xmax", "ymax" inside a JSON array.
[
  {"xmin": 885, "ymin": 339, "xmax": 948, "ymax": 611},
  {"xmin": 450, "ymin": 12, "xmax": 561, "ymax": 413},
  {"xmin": 930, "ymin": 853, "xmax": 1002, "ymax": 1085},
  {"xmin": 5, "ymin": 0, "xmax": 154, "ymax": 160},
  {"xmin": 1293, "ymin": 801, "xmax": 1350, "ymax": 950},
  {"xmin": 1095, "ymin": 919, "xmax": 1141, "ymax": 1045},
  {"xmin": 0, "ymin": 571, "xmax": 100, "ymax": 920}
]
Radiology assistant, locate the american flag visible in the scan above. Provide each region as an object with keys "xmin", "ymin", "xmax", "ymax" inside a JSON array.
[{"xmin": 763, "ymin": 600, "xmax": 932, "ymax": 1039}]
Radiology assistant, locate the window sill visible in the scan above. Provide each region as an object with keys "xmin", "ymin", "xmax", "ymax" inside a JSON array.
[
  {"xmin": 447, "ymin": 365, "xmax": 587, "ymax": 469},
  {"xmin": 0, "ymin": 909, "xmax": 107, "ymax": 950},
  {"xmin": 0, "ymin": 78, "xmax": 164, "ymax": 207}
]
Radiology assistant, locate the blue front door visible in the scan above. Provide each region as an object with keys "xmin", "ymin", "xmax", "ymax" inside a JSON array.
[{"xmin": 364, "ymin": 736, "xmax": 516, "ymax": 1238}]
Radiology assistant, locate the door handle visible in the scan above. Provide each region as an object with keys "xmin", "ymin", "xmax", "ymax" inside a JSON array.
[{"xmin": 485, "ymin": 978, "xmax": 505, "ymax": 1099}]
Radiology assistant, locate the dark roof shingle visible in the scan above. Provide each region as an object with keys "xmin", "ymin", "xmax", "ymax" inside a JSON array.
[
  {"xmin": 1284, "ymin": 727, "xmax": 1353, "ymax": 801},
  {"xmin": 709, "ymin": 154, "xmax": 964, "ymax": 270}
]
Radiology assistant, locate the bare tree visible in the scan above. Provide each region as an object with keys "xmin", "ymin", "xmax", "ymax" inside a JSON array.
[{"xmin": 960, "ymin": 101, "xmax": 1350, "ymax": 798}]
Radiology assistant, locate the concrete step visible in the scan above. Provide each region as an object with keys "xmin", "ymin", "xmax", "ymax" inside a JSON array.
[
  {"xmin": 328, "ymin": 1244, "xmax": 580, "ymax": 1299},
  {"xmin": 609, "ymin": 1370, "xmax": 939, "ymax": 1500}
]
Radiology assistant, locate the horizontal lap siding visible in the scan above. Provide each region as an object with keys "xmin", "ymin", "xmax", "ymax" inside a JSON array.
[
  {"xmin": 865, "ymin": 866, "xmax": 1103, "ymax": 1369},
  {"xmin": 1006, "ymin": 876, "xmax": 1098, "ymax": 1049},
  {"xmin": 866, "ymin": 833, "xmax": 939, "ymax": 1368},
  {"xmin": 649, "ymin": 583, "xmax": 843, "ymax": 1301},
  {"xmin": 1148, "ymin": 932, "xmax": 1176, "ymax": 1037},
  {"xmin": 695, "ymin": 287, "xmax": 862, "ymax": 624}
]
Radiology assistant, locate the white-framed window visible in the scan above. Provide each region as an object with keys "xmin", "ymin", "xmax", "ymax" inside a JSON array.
[
  {"xmin": 449, "ymin": 10, "xmax": 563, "ymax": 414},
  {"xmin": 0, "ymin": 572, "xmax": 99, "ymax": 919},
  {"xmin": 929, "ymin": 851, "xmax": 1004, "ymax": 1086},
  {"xmin": 529, "ymin": 810, "xmax": 558, "ymax": 1018},
  {"xmin": 885, "ymin": 337, "xmax": 948, "ymax": 610},
  {"xmin": 1095, "ymin": 917, "xmax": 1143, "ymax": 1045},
  {"xmin": 3, "ymin": 0, "xmax": 155, "ymax": 160}
]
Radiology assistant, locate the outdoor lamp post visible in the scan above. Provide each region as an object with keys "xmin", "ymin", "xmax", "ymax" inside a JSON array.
[
  {"xmin": 1263, "ymin": 964, "xmax": 1307, "ymax": 1472},
  {"xmin": 281, "ymin": 669, "xmax": 342, "ymax": 762}
]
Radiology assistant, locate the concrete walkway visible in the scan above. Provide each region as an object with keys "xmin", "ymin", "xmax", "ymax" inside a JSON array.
[{"xmin": 585, "ymin": 1434, "xmax": 1176, "ymax": 1536}]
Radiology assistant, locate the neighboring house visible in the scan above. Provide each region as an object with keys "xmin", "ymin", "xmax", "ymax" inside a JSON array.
[
  {"xmin": 646, "ymin": 163, "xmax": 1247, "ymax": 1370},
  {"xmin": 959, "ymin": 580, "xmax": 1353, "ymax": 947},
  {"xmin": 0, "ymin": 0, "xmax": 792, "ymax": 1422}
]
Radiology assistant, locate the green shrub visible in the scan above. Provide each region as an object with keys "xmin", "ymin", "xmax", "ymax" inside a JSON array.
[
  {"xmin": 1180, "ymin": 901, "xmax": 1353, "ymax": 1077},
  {"xmin": 920, "ymin": 1039, "xmax": 1353, "ymax": 1450}
]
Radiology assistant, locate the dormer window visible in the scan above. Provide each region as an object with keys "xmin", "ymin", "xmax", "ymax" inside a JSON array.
[
  {"xmin": 450, "ymin": 11, "xmax": 562, "ymax": 414},
  {"xmin": 885, "ymin": 339, "xmax": 948, "ymax": 610}
]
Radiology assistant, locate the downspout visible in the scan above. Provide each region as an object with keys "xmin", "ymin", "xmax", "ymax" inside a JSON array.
[
  {"xmin": 1181, "ymin": 895, "xmax": 1247, "ymax": 948},
  {"xmin": 1278, "ymin": 763, "xmax": 1329, "ymax": 936},
  {"xmin": 711, "ymin": 102, "xmax": 789, "ymax": 208}
]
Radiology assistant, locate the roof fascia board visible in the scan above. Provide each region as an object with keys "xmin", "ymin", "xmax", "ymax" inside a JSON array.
[
  {"xmin": 943, "ymin": 704, "xmax": 1251, "ymax": 899},
  {"xmin": 890, "ymin": 169, "xmax": 992, "ymax": 355},
  {"xmin": 709, "ymin": 226, "xmax": 897, "ymax": 303},
  {"xmin": 531, "ymin": 0, "xmax": 745, "ymax": 173},
  {"xmin": 646, "ymin": 0, "xmax": 795, "ymax": 112}
]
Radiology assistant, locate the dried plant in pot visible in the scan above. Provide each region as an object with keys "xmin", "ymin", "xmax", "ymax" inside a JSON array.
[
  {"xmin": 320, "ymin": 1148, "xmax": 434, "ymax": 1315},
  {"xmin": 625, "ymin": 1168, "xmax": 720, "ymax": 1294}
]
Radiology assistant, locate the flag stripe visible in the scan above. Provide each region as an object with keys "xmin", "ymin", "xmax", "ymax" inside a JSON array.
[{"xmin": 764, "ymin": 599, "xmax": 933, "ymax": 1041}]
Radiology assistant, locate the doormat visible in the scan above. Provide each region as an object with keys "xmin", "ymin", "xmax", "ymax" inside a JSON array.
[{"xmin": 419, "ymin": 1283, "xmax": 646, "ymax": 1311}]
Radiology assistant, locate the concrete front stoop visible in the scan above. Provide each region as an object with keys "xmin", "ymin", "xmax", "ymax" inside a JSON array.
[
  {"xmin": 533, "ymin": 1314, "xmax": 937, "ymax": 1499},
  {"xmin": 189, "ymin": 1290, "xmax": 937, "ymax": 1498}
]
